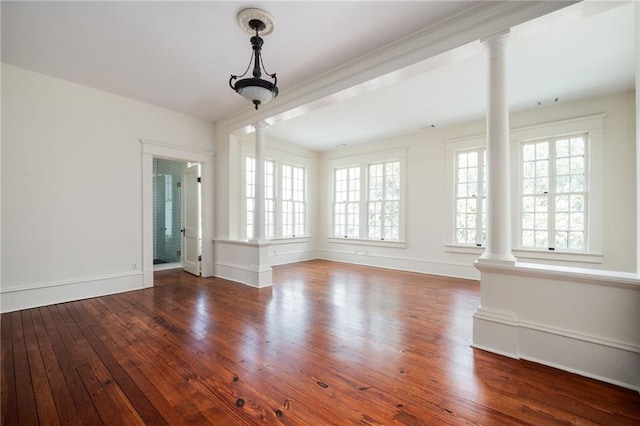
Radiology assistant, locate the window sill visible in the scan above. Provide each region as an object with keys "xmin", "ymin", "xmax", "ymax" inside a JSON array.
[
  {"xmin": 327, "ymin": 237, "xmax": 406, "ymax": 249},
  {"xmin": 513, "ymin": 248, "xmax": 603, "ymax": 264},
  {"xmin": 445, "ymin": 244, "xmax": 484, "ymax": 255},
  {"xmin": 444, "ymin": 244, "xmax": 603, "ymax": 264},
  {"xmin": 269, "ymin": 236, "xmax": 311, "ymax": 245}
]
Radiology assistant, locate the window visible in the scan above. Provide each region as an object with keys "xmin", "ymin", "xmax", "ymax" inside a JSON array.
[
  {"xmin": 333, "ymin": 166, "xmax": 360, "ymax": 238},
  {"xmin": 446, "ymin": 114, "xmax": 602, "ymax": 262},
  {"xmin": 243, "ymin": 152, "xmax": 308, "ymax": 240},
  {"xmin": 330, "ymin": 152, "xmax": 405, "ymax": 243},
  {"xmin": 368, "ymin": 160, "xmax": 400, "ymax": 240},
  {"xmin": 521, "ymin": 134, "xmax": 587, "ymax": 251},
  {"xmin": 282, "ymin": 164, "xmax": 306, "ymax": 237},
  {"xmin": 455, "ymin": 149, "xmax": 486, "ymax": 246},
  {"xmin": 245, "ymin": 156, "xmax": 275, "ymax": 239}
]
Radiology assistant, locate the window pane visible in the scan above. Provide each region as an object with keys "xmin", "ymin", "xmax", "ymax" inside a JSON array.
[
  {"xmin": 523, "ymin": 144, "xmax": 535, "ymax": 161},
  {"xmin": 522, "ymin": 230, "xmax": 534, "ymax": 247},
  {"xmin": 556, "ymin": 139, "xmax": 569, "ymax": 157},
  {"xmin": 570, "ymin": 137, "xmax": 585, "ymax": 156},
  {"xmin": 536, "ymin": 142, "xmax": 549, "ymax": 160},
  {"xmin": 555, "ymin": 231, "xmax": 568, "ymax": 249},
  {"xmin": 569, "ymin": 232, "xmax": 584, "ymax": 250},
  {"xmin": 570, "ymin": 212, "xmax": 584, "ymax": 231},
  {"xmin": 535, "ymin": 231, "xmax": 548, "ymax": 247},
  {"xmin": 555, "ymin": 213, "xmax": 569, "ymax": 231}
]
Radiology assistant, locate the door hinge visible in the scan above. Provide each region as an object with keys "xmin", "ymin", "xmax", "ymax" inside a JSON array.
[
  {"xmin": 177, "ymin": 250, "xmax": 181, "ymax": 256},
  {"xmin": 176, "ymin": 181, "xmax": 182, "ymax": 188},
  {"xmin": 197, "ymin": 177, "xmax": 201, "ymax": 183},
  {"xmin": 198, "ymin": 255, "xmax": 202, "ymax": 261}
]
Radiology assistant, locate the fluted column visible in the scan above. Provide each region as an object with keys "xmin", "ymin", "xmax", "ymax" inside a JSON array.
[
  {"xmin": 252, "ymin": 121, "xmax": 268, "ymax": 242},
  {"xmin": 479, "ymin": 31, "xmax": 516, "ymax": 264}
]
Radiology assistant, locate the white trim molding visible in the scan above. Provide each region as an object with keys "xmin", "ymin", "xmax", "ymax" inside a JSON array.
[
  {"xmin": 213, "ymin": 239, "xmax": 272, "ymax": 288},
  {"xmin": 473, "ymin": 260, "xmax": 640, "ymax": 391},
  {"xmin": 140, "ymin": 139, "xmax": 215, "ymax": 287},
  {"xmin": 1, "ymin": 272, "xmax": 144, "ymax": 313},
  {"xmin": 318, "ymin": 249, "xmax": 480, "ymax": 280}
]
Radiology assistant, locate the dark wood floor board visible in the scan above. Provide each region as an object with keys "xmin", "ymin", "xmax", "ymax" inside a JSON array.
[
  {"xmin": 11, "ymin": 311, "xmax": 39, "ymax": 425},
  {"xmin": 74, "ymin": 362, "xmax": 144, "ymax": 425},
  {"xmin": 3, "ymin": 260, "xmax": 640, "ymax": 425},
  {"xmin": 65, "ymin": 302, "xmax": 169, "ymax": 426},
  {"xmin": 21, "ymin": 310, "xmax": 60, "ymax": 425},
  {"xmin": 30, "ymin": 308, "xmax": 82, "ymax": 425},
  {"xmin": 1, "ymin": 312, "xmax": 18, "ymax": 426},
  {"xmin": 45, "ymin": 305, "xmax": 104, "ymax": 425}
]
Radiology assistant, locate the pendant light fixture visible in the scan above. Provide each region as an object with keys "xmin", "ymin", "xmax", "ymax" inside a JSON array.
[{"xmin": 229, "ymin": 8, "xmax": 279, "ymax": 110}]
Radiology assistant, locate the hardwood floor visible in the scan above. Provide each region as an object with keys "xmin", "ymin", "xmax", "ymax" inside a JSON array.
[{"xmin": 2, "ymin": 260, "xmax": 639, "ymax": 425}]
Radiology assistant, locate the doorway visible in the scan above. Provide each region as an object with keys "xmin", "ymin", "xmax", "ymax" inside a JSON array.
[
  {"xmin": 153, "ymin": 158, "xmax": 184, "ymax": 270},
  {"xmin": 141, "ymin": 139, "xmax": 214, "ymax": 287}
]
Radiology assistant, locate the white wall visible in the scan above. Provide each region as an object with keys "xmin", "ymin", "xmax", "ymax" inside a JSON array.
[
  {"xmin": 1, "ymin": 64, "xmax": 215, "ymax": 312},
  {"xmin": 317, "ymin": 91, "xmax": 636, "ymax": 278}
]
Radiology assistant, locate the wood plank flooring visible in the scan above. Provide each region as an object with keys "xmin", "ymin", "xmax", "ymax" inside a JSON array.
[{"xmin": 2, "ymin": 260, "xmax": 639, "ymax": 425}]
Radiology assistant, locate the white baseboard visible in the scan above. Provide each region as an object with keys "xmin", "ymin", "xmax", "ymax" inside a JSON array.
[
  {"xmin": 0, "ymin": 272, "xmax": 144, "ymax": 313},
  {"xmin": 317, "ymin": 248, "xmax": 479, "ymax": 280},
  {"xmin": 269, "ymin": 249, "xmax": 318, "ymax": 266},
  {"xmin": 473, "ymin": 307, "xmax": 640, "ymax": 391},
  {"xmin": 213, "ymin": 262, "xmax": 272, "ymax": 288}
]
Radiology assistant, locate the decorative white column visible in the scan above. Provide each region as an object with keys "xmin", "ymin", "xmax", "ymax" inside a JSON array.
[
  {"xmin": 635, "ymin": 2, "xmax": 640, "ymax": 272},
  {"xmin": 253, "ymin": 121, "xmax": 268, "ymax": 242},
  {"xmin": 479, "ymin": 31, "xmax": 516, "ymax": 264}
]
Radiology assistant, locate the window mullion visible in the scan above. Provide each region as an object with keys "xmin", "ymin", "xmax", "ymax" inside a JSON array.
[
  {"xmin": 360, "ymin": 164, "xmax": 367, "ymax": 239},
  {"xmin": 548, "ymin": 140, "xmax": 556, "ymax": 249},
  {"xmin": 476, "ymin": 148, "xmax": 484, "ymax": 246},
  {"xmin": 381, "ymin": 163, "xmax": 387, "ymax": 240}
]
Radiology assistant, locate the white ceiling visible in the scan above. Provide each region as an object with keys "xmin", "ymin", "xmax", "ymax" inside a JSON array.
[{"xmin": 2, "ymin": 1, "xmax": 636, "ymax": 152}]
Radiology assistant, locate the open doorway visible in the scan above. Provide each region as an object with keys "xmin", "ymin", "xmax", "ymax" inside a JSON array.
[
  {"xmin": 153, "ymin": 158, "xmax": 184, "ymax": 270},
  {"xmin": 141, "ymin": 139, "xmax": 214, "ymax": 287},
  {"xmin": 153, "ymin": 158, "xmax": 202, "ymax": 275}
]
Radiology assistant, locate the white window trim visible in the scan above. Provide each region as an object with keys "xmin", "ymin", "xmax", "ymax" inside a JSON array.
[
  {"xmin": 445, "ymin": 134, "xmax": 486, "ymax": 248},
  {"xmin": 327, "ymin": 148, "xmax": 407, "ymax": 246},
  {"xmin": 280, "ymin": 162, "xmax": 308, "ymax": 238},
  {"xmin": 511, "ymin": 114, "xmax": 604, "ymax": 257},
  {"xmin": 444, "ymin": 114, "xmax": 604, "ymax": 263},
  {"xmin": 240, "ymin": 141, "xmax": 312, "ymax": 240}
]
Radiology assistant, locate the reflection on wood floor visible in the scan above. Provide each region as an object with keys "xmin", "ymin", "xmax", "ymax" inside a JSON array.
[{"xmin": 2, "ymin": 260, "xmax": 639, "ymax": 424}]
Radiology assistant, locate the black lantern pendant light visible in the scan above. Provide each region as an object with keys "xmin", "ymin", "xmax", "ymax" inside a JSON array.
[{"xmin": 229, "ymin": 9, "xmax": 278, "ymax": 110}]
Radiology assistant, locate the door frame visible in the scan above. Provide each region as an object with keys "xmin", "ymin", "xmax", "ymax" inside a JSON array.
[{"xmin": 141, "ymin": 139, "xmax": 214, "ymax": 287}]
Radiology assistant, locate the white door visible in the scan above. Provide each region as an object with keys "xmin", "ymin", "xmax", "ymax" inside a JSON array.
[{"xmin": 182, "ymin": 163, "xmax": 201, "ymax": 276}]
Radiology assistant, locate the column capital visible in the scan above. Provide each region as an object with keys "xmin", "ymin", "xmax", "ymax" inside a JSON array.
[
  {"xmin": 252, "ymin": 121, "xmax": 270, "ymax": 132},
  {"xmin": 481, "ymin": 29, "xmax": 511, "ymax": 53}
]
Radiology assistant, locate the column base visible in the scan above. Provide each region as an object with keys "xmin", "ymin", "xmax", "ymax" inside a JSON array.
[{"xmin": 477, "ymin": 252, "xmax": 517, "ymax": 266}]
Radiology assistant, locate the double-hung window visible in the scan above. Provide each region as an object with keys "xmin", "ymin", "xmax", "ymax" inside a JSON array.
[
  {"xmin": 245, "ymin": 156, "xmax": 276, "ymax": 240},
  {"xmin": 447, "ymin": 114, "xmax": 601, "ymax": 262},
  {"xmin": 282, "ymin": 164, "xmax": 306, "ymax": 237},
  {"xmin": 333, "ymin": 166, "xmax": 360, "ymax": 238},
  {"xmin": 368, "ymin": 160, "xmax": 401, "ymax": 240},
  {"xmin": 455, "ymin": 149, "xmax": 486, "ymax": 246},
  {"xmin": 244, "ymin": 152, "xmax": 308, "ymax": 240},
  {"xmin": 520, "ymin": 134, "xmax": 587, "ymax": 251},
  {"xmin": 330, "ymin": 152, "xmax": 405, "ymax": 243}
]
